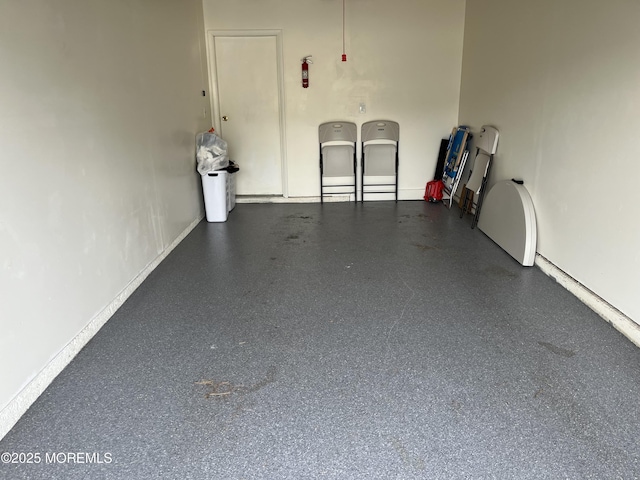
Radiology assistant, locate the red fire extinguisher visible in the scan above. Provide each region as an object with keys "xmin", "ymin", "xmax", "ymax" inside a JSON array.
[{"xmin": 301, "ymin": 56, "xmax": 312, "ymax": 88}]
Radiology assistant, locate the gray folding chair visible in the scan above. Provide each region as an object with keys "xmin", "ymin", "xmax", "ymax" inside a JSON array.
[
  {"xmin": 360, "ymin": 120, "xmax": 399, "ymax": 202},
  {"xmin": 319, "ymin": 122, "xmax": 357, "ymax": 203}
]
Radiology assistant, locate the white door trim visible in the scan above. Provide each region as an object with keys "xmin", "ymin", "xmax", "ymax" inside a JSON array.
[{"xmin": 206, "ymin": 29, "xmax": 289, "ymax": 198}]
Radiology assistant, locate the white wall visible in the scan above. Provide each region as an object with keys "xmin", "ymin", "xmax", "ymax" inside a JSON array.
[
  {"xmin": 459, "ymin": 0, "xmax": 640, "ymax": 322},
  {"xmin": 203, "ymin": 0, "xmax": 466, "ymax": 199},
  {"xmin": 0, "ymin": 0, "xmax": 210, "ymax": 432}
]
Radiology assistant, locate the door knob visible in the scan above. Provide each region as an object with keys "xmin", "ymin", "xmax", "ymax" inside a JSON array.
[{"xmin": 222, "ymin": 116, "xmax": 229, "ymax": 121}]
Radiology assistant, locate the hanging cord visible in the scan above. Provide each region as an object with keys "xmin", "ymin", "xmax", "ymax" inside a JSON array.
[{"xmin": 342, "ymin": 0, "xmax": 347, "ymax": 61}]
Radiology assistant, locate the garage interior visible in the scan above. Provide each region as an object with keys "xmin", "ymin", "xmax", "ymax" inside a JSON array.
[{"xmin": 1, "ymin": 0, "xmax": 639, "ymax": 478}]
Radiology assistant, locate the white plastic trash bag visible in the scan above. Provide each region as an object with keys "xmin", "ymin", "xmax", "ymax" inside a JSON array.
[{"xmin": 196, "ymin": 131, "xmax": 229, "ymax": 175}]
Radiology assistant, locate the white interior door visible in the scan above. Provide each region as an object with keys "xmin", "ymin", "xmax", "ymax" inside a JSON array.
[{"xmin": 213, "ymin": 35, "xmax": 283, "ymax": 196}]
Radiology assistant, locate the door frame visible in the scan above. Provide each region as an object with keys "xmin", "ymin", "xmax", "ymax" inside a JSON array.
[{"xmin": 206, "ymin": 29, "xmax": 288, "ymax": 197}]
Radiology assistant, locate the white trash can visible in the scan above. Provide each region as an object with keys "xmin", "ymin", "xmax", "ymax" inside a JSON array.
[
  {"xmin": 227, "ymin": 170, "xmax": 237, "ymax": 213},
  {"xmin": 202, "ymin": 170, "xmax": 229, "ymax": 222}
]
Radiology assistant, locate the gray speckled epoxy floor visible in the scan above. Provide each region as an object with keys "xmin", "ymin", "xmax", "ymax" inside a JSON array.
[{"xmin": 1, "ymin": 201, "xmax": 640, "ymax": 479}]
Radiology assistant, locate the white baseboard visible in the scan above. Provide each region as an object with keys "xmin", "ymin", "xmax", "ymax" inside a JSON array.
[
  {"xmin": 235, "ymin": 189, "xmax": 427, "ymax": 204},
  {"xmin": 535, "ymin": 254, "xmax": 640, "ymax": 348},
  {"xmin": 236, "ymin": 195, "xmax": 351, "ymax": 204},
  {"xmin": 0, "ymin": 214, "xmax": 204, "ymax": 441}
]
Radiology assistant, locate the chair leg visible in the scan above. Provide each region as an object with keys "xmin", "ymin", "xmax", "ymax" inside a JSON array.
[
  {"xmin": 395, "ymin": 154, "xmax": 399, "ymax": 203},
  {"xmin": 459, "ymin": 188, "xmax": 474, "ymax": 218},
  {"xmin": 472, "ymin": 158, "xmax": 493, "ymax": 228},
  {"xmin": 395, "ymin": 174, "xmax": 398, "ymax": 203},
  {"xmin": 360, "ymin": 153, "xmax": 365, "ymax": 203},
  {"xmin": 459, "ymin": 188, "xmax": 468, "ymax": 218}
]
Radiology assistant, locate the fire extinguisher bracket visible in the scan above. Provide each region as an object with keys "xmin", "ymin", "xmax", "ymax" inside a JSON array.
[{"xmin": 301, "ymin": 55, "xmax": 312, "ymax": 89}]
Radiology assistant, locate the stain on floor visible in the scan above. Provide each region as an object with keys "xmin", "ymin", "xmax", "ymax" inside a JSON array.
[
  {"xmin": 538, "ymin": 341, "xmax": 576, "ymax": 358},
  {"xmin": 484, "ymin": 264, "xmax": 518, "ymax": 278}
]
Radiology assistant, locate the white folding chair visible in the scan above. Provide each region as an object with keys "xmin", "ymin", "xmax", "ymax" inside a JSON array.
[
  {"xmin": 459, "ymin": 125, "xmax": 499, "ymax": 228},
  {"xmin": 319, "ymin": 122, "xmax": 357, "ymax": 203},
  {"xmin": 360, "ymin": 120, "xmax": 399, "ymax": 202}
]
